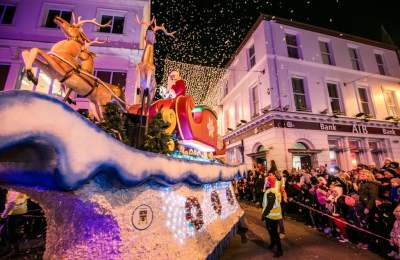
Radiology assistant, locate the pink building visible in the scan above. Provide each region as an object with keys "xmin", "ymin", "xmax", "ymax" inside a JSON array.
[
  {"xmin": 0, "ymin": 0, "xmax": 150, "ymax": 110},
  {"xmin": 221, "ymin": 14, "xmax": 400, "ymax": 171}
]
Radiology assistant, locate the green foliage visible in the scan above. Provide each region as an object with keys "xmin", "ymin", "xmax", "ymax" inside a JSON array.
[
  {"xmin": 98, "ymin": 103, "xmax": 129, "ymax": 144},
  {"xmin": 143, "ymin": 112, "xmax": 172, "ymax": 154}
]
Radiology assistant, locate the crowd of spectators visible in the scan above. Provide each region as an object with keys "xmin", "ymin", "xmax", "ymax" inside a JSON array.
[{"xmin": 233, "ymin": 159, "xmax": 400, "ymax": 258}]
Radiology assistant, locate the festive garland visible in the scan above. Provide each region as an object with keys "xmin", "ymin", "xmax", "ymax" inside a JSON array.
[
  {"xmin": 185, "ymin": 196, "xmax": 204, "ymax": 230},
  {"xmin": 226, "ymin": 188, "xmax": 235, "ymax": 206},
  {"xmin": 210, "ymin": 191, "xmax": 222, "ymax": 215}
]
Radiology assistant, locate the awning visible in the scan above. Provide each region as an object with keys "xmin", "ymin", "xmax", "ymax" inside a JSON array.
[
  {"xmin": 288, "ymin": 148, "xmax": 323, "ymax": 155},
  {"xmin": 246, "ymin": 150, "xmax": 267, "ymax": 158}
]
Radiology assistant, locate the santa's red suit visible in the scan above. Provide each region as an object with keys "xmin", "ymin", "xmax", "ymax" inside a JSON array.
[
  {"xmin": 148, "ymin": 79, "xmax": 187, "ymax": 118},
  {"xmin": 170, "ymin": 79, "xmax": 186, "ymax": 97}
]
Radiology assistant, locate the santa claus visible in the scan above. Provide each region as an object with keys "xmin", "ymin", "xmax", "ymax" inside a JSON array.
[{"xmin": 165, "ymin": 70, "xmax": 186, "ymax": 98}]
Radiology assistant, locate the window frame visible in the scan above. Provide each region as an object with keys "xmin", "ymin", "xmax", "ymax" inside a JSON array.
[
  {"xmin": 374, "ymin": 53, "xmax": 387, "ymax": 75},
  {"xmin": 94, "ymin": 69, "xmax": 127, "ymax": 87},
  {"xmin": 348, "ymin": 47, "xmax": 363, "ymax": 71},
  {"xmin": 285, "ymin": 33, "xmax": 301, "ymax": 59},
  {"xmin": 356, "ymin": 87, "xmax": 374, "ymax": 117},
  {"xmin": 40, "ymin": 3, "xmax": 73, "ymax": 29},
  {"xmin": 383, "ymin": 90, "xmax": 399, "ymax": 117},
  {"xmin": 247, "ymin": 44, "xmax": 256, "ymax": 69},
  {"xmin": 326, "ymin": 82, "xmax": 344, "ymax": 115},
  {"xmin": 0, "ymin": 63, "xmax": 11, "ymax": 91},
  {"xmin": 95, "ymin": 8, "xmax": 127, "ymax": 35},
  {"xmin": 291, "ymin": 77, "xmax": 310, "ymax": 112},
  {"xmin": 249, "ymin": 85, "xmax": 260, "ymax": 118},
  {"xmin": 319, "ymin": 41, "xmax": 335, "ymax": 65},
  {"xmin": 0, "ymin": 3, "xmax": 16, "ymax": 25}
]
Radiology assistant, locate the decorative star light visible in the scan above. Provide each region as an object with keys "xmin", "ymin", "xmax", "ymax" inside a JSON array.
[{"xmin": 207, "ymin": 117, "xmax": 215, "ymax": 138}]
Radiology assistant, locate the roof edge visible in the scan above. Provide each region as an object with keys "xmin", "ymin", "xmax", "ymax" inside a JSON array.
[{"xmin": 225, "ymin": 13, "xmax": 399, "ymax": 68}]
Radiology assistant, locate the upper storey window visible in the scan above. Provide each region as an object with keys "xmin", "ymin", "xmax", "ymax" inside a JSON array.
[
  {"xmin": 247, "ymin": 44, "xmax": 256, "ymax": 69},
  {"xmin": 375, "ymin": 53, "xmax": 387, "ymax": 75},
  {"xmin": 286, "ymin": 34, "xmax": 301, "ymax": 59},
  {"xmin": 348, "ymin": 47, "xmax": 363, "ymax": 71},
  {"xmin": 0, "ymin": 4, "xmax": 16, "ymax": 24},
  {"xmin": 97, "ymin": 9, "xmax": 126, "ymax": 34},
  {"xmin": 319, "ymin": 41, "xmax": 334, "ymax": 65},
  {"xmin": 42, "ymin": 5, "xmax": 72, "ymax": 28}
]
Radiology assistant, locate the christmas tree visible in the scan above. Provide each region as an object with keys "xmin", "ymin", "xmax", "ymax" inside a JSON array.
[
  {"xmin": 143, "ymin": 112, "xmax": 172, "ymax": 154},
  {"xmin": 98, "ymin": 103, "xmax": 128, "ymax": 144}
]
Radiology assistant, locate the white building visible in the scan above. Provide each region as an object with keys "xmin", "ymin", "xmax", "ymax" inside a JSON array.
[
  {"xmin": 221, "ymin": 14, "xmax": 400, "ymax": 172},
  {"xmin": 0, "ymin": 0, "xmax": 150, "ymax": 110}
]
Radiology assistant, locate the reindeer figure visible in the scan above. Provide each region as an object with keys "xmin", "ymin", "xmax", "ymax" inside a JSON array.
[
  {"xmin": 72, "ymin": 38, "xmax": 125, "ymax": 118},
  {"xmin": 21, "ymin": 14, "xmax": 110, "ymax": 85},
  {"xmin": 135, "ymin": 15, "xmax": 176, "ymax": 123},
  {"xmin": 21, "ymin": 14, "xmax": 125, "ymax": 121}
]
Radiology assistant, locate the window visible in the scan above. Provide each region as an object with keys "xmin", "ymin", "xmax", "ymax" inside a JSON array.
[
  {"xmin": 348, "ymin": 47, "xmax": 362, "ymax": 71},
  {"xmin": 43, "ymin": 9, "xmax": 72, "ymax": 28},
  {"xmin": 291, "ymin": 78, "xmax": 308, "ymax": 111},
  {"xmin": 375, "ymin": 53, "xmax": 387, "ymax": 75},
  {"xmin": 223, "ymin": 81, "xmax": 228, "ymax": 97},
  {"xmin": 250, "ymin": 85, "xmax": 259, "ymax": 118},
  {"xmin": 327, "ymin": 83, "xmax": 343, "ymax": 114},
  {"xmin": 94, "ymin": 70, "xmax": 127, "ymax": 87},
  {"xmin": 247, "ymin": 45, "xmax": 256, "ymax": 69},
  {"xmin": 98, "ymin": 14, "xmax": 125, "ymax": 34},
  {"xmin": 384, "ymin": 90, "xmax": 399, "ymax": 117},
  {"xmin": 0, "ymin": 4, "xmax": 16, "ymax": 24},
  {"xmin": 0, "ymin": 64, "xmax": 10, "ymax": 91},
  {"xmin": 319, "ymin": 41, "xmax": 334, "ymax": 65},
  {"xmin": 286, "ymin": 34, "xmax": 300, "ymax": 59},
  {"xmin": 234, "ymin": 100, "xmax": 239, "ymax": 126},
  {"xmin": 357, "ymin": 88, "xmax": 372, "ymax": 116},
  {"xmin": 19, "ymin": 67, "xmax": 63, "ymax": 97}
]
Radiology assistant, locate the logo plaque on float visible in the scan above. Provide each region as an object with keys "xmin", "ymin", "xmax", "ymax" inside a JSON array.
[{"xmin": 131, "ymin": 204, "xmax": 153, "ymax": 230}]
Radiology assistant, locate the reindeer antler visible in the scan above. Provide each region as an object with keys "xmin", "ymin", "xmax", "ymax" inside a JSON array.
[
  {"xmin": 84, "ymin": 37, "xmax": 109, "ymax": 50},
  {"xmin": 75, "ymin": 17, "xmax": 112, "ymax": 28},
  {"xmin": 153, "ymin": 19, "xmax": 176, "ymax": 38},
  {"xmin": 71, "ymin": 12, "xmax": 77, "ymax": 24},
  {"xmin": 135, "ymin": 15, "xmax": 155, "ymax": 27}
]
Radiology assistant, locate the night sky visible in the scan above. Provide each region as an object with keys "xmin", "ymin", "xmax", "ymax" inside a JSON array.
[{"xmin": 151, "ymin": 0, "xmax": 399, "ymax": 82}]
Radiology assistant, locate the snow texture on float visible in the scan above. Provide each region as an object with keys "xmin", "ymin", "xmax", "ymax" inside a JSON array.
[
  {"xmin": 15, "ymin": 180, "xmax": 243, "ymax": 259},
  {"xmin": 0, "ymin": 90, "xmax": 245, "ymax": 190}
]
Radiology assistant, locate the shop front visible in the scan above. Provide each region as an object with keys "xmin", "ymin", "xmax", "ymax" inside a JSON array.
[{"xmin": 224, "ymin": 115, "xmax": 400, "ymax": 171}]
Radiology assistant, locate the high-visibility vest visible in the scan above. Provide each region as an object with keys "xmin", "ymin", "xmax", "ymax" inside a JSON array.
[
  {"xmin": 265, "ymin": 188, "xmax": 282, "ymax": 220},
  {"xmin": 275, "ymin": 179, "xmax": 281, "ymax": 193}
]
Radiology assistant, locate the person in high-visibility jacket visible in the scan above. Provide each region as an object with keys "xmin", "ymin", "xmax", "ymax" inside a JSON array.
[
  {"xmin": 275, "ymin": 171, "xmax": 287, "ymax": 238},
  {"xmin": 262, "ymin": 175, "xmax": 283, "ymax": 257}
]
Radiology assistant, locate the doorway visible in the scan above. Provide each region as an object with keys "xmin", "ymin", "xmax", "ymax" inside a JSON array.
[
  {"xmin": 290, "ymin": 141, "xmax": 319, "ymax": 170},
  {"xmin": 292, "ymin": 154, "xmax": 312, "ymax": 170}
]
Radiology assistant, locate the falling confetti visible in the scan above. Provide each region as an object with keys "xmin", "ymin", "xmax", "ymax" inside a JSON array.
[{"xmin": 151, "ymin": 0, "xmax": 399, "ymax": 85}]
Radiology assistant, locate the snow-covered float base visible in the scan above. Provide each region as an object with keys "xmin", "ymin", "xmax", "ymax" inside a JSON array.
[
  {"xmin": 13, "ymin": 181, "xmax": 242, "ymax": 259},
  {"xmin": 0, "ymin": 91, "xmax": 245, "ymax": 259}
]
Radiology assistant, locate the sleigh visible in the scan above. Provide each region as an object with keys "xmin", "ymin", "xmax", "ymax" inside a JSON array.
[{"xmin": 128, "ymin": 95, "xmax": 218, "ymax": 152}]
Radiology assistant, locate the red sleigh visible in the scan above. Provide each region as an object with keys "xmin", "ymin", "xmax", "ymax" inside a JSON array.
[{"xmin": 128, "ymin": 95, "xmax": 218, "ymax": 152}]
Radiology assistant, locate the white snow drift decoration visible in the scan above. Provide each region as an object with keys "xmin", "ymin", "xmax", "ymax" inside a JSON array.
[{"xmin": 0, "ymin": 90, "xmax": 245, "ymax": 190}]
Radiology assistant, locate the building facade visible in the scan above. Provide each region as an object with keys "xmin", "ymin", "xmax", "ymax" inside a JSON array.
[
  {"xmin": 221, "ymin": 14, "xmax": 400, "ymax": 172},
  {"xmin": 0, "ymin": 0, "xmax": 150, "ymax": 109}
]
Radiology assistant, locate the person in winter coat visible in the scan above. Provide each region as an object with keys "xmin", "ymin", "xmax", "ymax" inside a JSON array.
[
  {"xmin": 389, "ymin": 205, "xmax": 400, "ymax": 258},
  {"xmin": 356, "ymin": 170, "xmax": 379, "ymax": 215}
]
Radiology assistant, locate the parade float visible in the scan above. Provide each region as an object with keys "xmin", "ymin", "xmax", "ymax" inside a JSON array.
[{"xmin": 0, "ymin": 14, "xmax": 244, "ymax": 260}]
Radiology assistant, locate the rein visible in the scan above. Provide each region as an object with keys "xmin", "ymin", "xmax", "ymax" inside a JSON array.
[{"xmin": 48, "ymin": 51, "xmax": 126, "ymax": 106}]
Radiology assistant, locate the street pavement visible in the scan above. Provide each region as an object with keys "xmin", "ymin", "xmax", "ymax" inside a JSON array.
[{"xmin": 221, "ymin": 202, "xmax": 383, "ymax": 260}]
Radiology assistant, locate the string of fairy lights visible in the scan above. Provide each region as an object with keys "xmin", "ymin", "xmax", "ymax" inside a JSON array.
[{"xmin": 163, "ymin": 59, "xmax": 230, "ymax": 111}]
